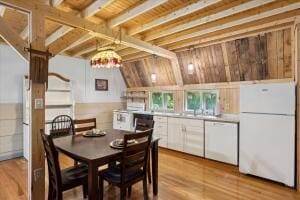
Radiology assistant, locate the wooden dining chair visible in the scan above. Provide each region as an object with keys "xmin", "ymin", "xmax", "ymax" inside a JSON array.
[
  {"xmin": 50, "ymin": 115, "xmax": 75, "ymax": 138},
  {"xmin": 40, "ymin": 129, "xmax": 88, "ymax": 200},
  {"xmin": 99, "ymin": 129, "xmax": 153, "ymax": 200},
  {"xmin": 74, "ymin": 118, "xmax": 96, "ymax": 134},
  {"xmin": 135, "ymin": 118, "xmax": 154, "ymax": 184},
  {"xmin": 135, "ymin": 118, "xmax": 154, "ymax": 131}
]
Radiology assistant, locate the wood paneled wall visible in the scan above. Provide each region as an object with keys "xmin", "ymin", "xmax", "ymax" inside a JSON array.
[
  {"xmin": 74, "ymin": 102, "xmax": 125, "ymax": 129},
  {"xmin": 121, "ymin": 56, "xmax": 177, "ymax": 88},
  {"xmin": 177, "ymin": 28, "xmax": 292, "ymax": 84},
  {"xmin": 121, "ymin": 28, "xmax": 293, "ymax": 87}
]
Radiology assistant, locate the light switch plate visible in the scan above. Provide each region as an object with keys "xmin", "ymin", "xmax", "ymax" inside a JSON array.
[{"xmin": 34, "ymin": 98, "xmax": 44, "ymax": 109}]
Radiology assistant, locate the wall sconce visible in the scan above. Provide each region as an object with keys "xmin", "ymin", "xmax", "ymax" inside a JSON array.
[
  {"xmin": 151, "ymin": 73, "xmax": 157, "ymax": 83},
  {"xmin": 188, "ymin": 63, "xmax": 194, "ymax": 74}
]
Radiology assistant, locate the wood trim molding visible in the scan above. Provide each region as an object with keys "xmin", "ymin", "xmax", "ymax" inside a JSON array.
[
  {"xmin": 126, "ymin": 78, "xmax": 294, "ymax": 92},
  {"xmin": 24, "ymin": 72, "xmax": 70, "ymax": 82}
]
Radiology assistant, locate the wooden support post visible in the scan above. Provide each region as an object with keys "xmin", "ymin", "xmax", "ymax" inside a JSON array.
[{"xmin": 29, "ymin": 10, "xmax": 46, "ymax": 200}]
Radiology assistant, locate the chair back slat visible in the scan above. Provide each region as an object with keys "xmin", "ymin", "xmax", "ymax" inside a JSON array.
[
  {"xmin": 51, "ymin": 115, "xmax": 74, "ymax": 138},
  {"xmin": 135, "ymin": 118, "xmax": 154, "ymax": 131},
  {"xmin": 121, "ymin": 129, "xmax": 153, "ymax": 184},
  {"xmin": 40, "ymin": 129, "xmax": 62, "ymax": 196},
  {"xmin": 74, "ymin": 118, "xmax": 96, "ymax": 134}
]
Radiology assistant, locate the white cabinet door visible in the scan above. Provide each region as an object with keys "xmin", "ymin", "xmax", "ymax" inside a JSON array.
[
  {"xmin": 167, "ymin": 118, "xmax": 183, "ymax": 151},
  {"xmin": 182, "ymin": 120, "xmax": 204, "ymax": 157},
  {"xmin": 205, "ymin": 121, "xmax": 238, "ymax": 165}
]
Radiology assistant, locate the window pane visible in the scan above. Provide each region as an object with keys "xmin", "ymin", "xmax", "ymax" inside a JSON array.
[
  {"xmin": 186, "ymin": 91, "xmax": 201, "ymax": 110},
  {"xmin": 203, "ymin": 92, "xmax": 217, "ymax": 113},
  {"xmin": 163, "ymin": 93, "xmax": 174, "ymax": 110},
  {"xmin": 151, "ymin": 92, "xmax": 163, "ymax": 110}
]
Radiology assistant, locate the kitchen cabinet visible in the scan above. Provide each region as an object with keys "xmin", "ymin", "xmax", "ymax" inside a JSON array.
[
  {"xmin": 168, "ymin": 117, "xmax": 204, "ymax": 156},
  {"xmin": 153, "ymin": 116, "xmax": 168, "ymax": 148},
  {"xmin": 205, "ymin": 121, "xmax": 238, "ymax": 165}
]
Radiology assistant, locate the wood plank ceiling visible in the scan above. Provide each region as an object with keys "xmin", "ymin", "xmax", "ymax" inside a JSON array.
[{"xmin": 0, "ymin": 0, "xmax": 298, "ymax": 87}]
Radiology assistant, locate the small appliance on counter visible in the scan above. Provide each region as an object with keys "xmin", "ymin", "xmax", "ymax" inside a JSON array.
[{"xmin": 113, "ymin": 102, "xmax": 145, "ymax": 131}]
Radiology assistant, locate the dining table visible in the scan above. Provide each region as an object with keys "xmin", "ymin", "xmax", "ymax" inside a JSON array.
[{"xmin": 54, "ymin": 129, "xmax": 159, "ymax": 200}]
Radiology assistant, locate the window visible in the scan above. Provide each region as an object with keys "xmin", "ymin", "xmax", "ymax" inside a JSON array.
[
  {"xmin": 185, "ymin": 90, "xmax": 218, "ymax": 114},
  {"xmin": 151, "ymin": 92, "xmax": 174, "ymax": 111}
]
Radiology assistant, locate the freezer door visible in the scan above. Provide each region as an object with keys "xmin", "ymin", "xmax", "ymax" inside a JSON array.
[
  {"xmin": 239, "ymin": 113, "xmax": 295, "ymax": 186},
  {"xmin": 240, "ymin": 83, "xmax": 295, "ymax": 115}
]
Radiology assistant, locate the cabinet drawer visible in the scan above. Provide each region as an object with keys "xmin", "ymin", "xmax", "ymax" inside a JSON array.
[
  {"xmin": 168, "ymin": 117, "xmax": 181, "ymax": 125},
  {"xmin": 181, "ymin": 118, "xmax": 204, "ymax": 127},
  {"xmin": 154, "ymin": 116, "xmax": 168, "ymax": 123}
]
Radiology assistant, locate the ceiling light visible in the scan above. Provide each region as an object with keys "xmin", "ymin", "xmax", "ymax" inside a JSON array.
[
  {"xmin": 151, "ymin": 73, "xmax": 157, "ymax": 83},
  {"xmin": 188, "ymin": 63, "xmax": 194, "ymax": 74}
]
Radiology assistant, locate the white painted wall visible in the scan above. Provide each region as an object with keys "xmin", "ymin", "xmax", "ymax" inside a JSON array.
[{"xmin": 0, "ymin": 44, "xmax": 126, "ymax": 103}]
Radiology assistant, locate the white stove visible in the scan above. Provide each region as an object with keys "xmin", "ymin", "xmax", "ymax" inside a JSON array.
[{"xmin": 113, "ymin": 102, "xmax": 145, "ymax": 131}]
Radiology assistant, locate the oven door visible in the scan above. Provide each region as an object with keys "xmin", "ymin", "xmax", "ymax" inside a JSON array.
[{"xmin": 113, "ymin": 112, "xmax": 134, "ymax": 131}]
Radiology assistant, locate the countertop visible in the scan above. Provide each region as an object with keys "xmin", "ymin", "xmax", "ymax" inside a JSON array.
[{"xmin": 114, "ymin": 109, "xmax": 239, "ymax": 123}]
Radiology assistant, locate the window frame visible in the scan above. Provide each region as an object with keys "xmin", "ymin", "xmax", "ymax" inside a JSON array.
[
  {"xmin": 150, "ymin": 91, "xmax": 175, "ymax": 111},
  {"xmin": 184, "ymin": 89, "xmax": 219, "ymax": 114}
]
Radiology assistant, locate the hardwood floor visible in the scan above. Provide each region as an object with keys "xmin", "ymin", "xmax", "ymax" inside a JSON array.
[{"xmin": 0, "ymin": 148, "xmax": 300, "ymax": 200}]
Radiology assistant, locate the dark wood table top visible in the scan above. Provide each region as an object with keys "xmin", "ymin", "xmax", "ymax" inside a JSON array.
[{"xmin": 54, "ymin": 129, "xmax": 159, "ymax": 163}]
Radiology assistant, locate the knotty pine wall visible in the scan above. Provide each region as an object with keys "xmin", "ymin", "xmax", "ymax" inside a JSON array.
[
  {"xmin": 123, "ymin": 28, "xmax": 293, "ymax": 114},
  {"xmin": 122, "ymin": 28, "xmax": 292, "ymax": 87}
]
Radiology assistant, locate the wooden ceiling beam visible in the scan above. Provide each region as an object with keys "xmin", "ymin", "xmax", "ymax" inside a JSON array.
[
  {"xmin": 0, "ymin": 16, "xmax": 28, "ymax": 61},
  {"xmin": 128, "ymin": 0, "xmax": 222, "ymax": 36},
  {"xmin": 61, "ymin": 34, "xmax": 94, "ymax": 52},
  {"xmin": 107, "ymin": 0, "xmax": 168, "ymax": 28},
  {"xmin": 51, "ymin": 0, "xmax": 63, "ymax": 7},
  {"xmin": 0, "ymin": 5, "xmax": 5, "ymax": 16},
  {"xmin": 169, "ymin": 17, "xmax": 295, "ymax": 51},
  {"xmin": 82, "ymin": 0, "xmax": 114, "ymax": 18},
  {"xmin": 18, "ymin": 0, "xmax": 64, "ymax": 41},
  {"xmin": 45, "ymin": 26, "xmax": 73, "ymax": 46},
  {"xmin": 45, "ymin": 0, "xmax": 111, "ymax": 52},
  {"xmin": 144, "ymin": 0, "xmax": 275, "ymax": 41},
  {"xmin": 0, "ymin": 0, "xmax": 177, "ymax": 58},
  {"xmin": 156, "ymin": 1, "xmax": 300, "ymax": 46}
]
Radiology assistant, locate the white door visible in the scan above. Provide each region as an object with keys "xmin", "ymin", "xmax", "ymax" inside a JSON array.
[
  {"xmin": 205, "ymin": 122, "xmax": 238, "ymax": 165},
  {"xmin": 167, "ymin": 118, "xmax": 184, "ymax": 151},
  {"xmin": 184, "ymin": 125, "xmax": 204, "ymax": 157},
  {"xmin": 240, "ymin": 83, "xmax": 295, "ymax": 115},
  {"xmin": 239, "ymin": 113, "xmax": 295, "ymax": 186}
]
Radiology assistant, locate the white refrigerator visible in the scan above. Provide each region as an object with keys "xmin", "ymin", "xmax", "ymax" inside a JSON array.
[{"xmin": 239, "ymin": 82, "xmax": 295, "ymax": 187}]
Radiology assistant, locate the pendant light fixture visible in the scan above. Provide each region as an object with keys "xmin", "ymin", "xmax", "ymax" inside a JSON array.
[
  {"xmin": 90, "ymin": 29, "xmax": 122, "ymax": 68},
  {"xmin": 188, "ymin": 47, "xmax": 195, "ymax": 75},
  {"xmin": 151, "ymin": 54, "xmax": 158, "ymax": 83}
]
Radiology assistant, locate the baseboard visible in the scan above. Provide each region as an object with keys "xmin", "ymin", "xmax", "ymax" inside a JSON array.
[{"xmin": 0, "ymin": 150, "xmax": 23, "ymax": 161}]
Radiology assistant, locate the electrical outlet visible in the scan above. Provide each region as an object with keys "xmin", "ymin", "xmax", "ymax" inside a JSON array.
[
  {"xmin": 34, "ymin": 98, "xmax": 44, "ymax": 109},
  {"xmin": 34, "ymin": 168, "xmax": 44, "ymax": 182}
]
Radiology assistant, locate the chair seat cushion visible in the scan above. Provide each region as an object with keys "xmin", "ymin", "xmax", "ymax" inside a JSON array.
[
  {"xmin": 99, "ymin": 165, "xmax": 143, "ymax": 184},
  {"xmin": 61, "ymin": 164, "xmax": 88, "ymax": 189}
]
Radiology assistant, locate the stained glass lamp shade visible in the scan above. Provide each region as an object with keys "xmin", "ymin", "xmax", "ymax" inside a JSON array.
[{"xmin": 90, "ymin": 48, "xmax": 122, "ymax": 68}]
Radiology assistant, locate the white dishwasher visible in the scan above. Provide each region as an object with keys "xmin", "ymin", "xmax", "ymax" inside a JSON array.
[{"xmin": 205, "ymin": 121, "xmax": 238, "ymax": 165}]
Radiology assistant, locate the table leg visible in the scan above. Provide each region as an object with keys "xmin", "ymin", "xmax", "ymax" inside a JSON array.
[
  {"xmin": 151, "ymin": 141, "xmax": 158, "ymax": 195},
  {"xmin": 88, "ymin": 162, "xmax": 99, "ymax": 200}
]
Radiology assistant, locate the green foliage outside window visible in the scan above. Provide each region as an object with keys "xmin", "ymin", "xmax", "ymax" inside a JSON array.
[
  {"xmin": 203, "ymin": 92, "xmax": 217, "ymax": 112},
  {"xmin": 151, "ymin": 92, "xmax": 174, "ymax": 110},
  {"xmin": 164, "ymin": 93, "xmax": 174, "ymax": 110},
  {"xmin": 186, "ymin": 91, "xmax": 201, "ymax": 110},
  {"xmin": 185, "ymin": 90, "xmax": 218, "ymax": 114},
  {"xmin": 151, "ymin": 92, "xmax": 163, "ymax": 110}
]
